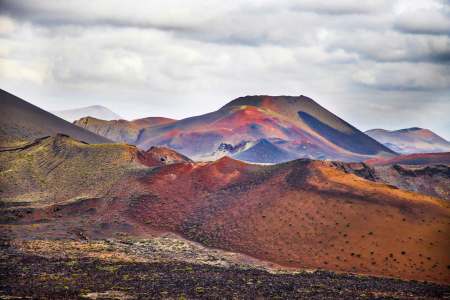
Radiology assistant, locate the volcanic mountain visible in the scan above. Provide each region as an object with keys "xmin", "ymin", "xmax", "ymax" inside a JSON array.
[
  {"xmin": 0, "ymin": 89, "xmax": 111, "ymax": 147},
  {"xmin": 75, "ymin": 95, "xmax": 396, "ymax": 163},
  {"xmin": 233, "ymin": 138, "xmax": 297, "ymax": 163},
  {"xmin": 74, "ymin": 116, "xmax": 176, "ymax": 144},
  {"xmin": 1, "ymin": 135, "xmax": 449, "ymax": 283},
  {"xmin": 51, "ymin": 105, "xmax": 122, "ymax": 122},
  {"xmin": 366, "ymin": 128, "xmax": 450, "ymax": 154}
]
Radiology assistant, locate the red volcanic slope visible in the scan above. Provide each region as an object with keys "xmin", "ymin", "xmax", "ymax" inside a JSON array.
[
  {"xmin": 3, "ymin": 138, "xmax": 450, "ymax": 283},
  {"xmin": 100, "ymin": 95, "xmax": 396, "ymax": 162},
  {"xmin": 366, "ymin": 152, "xmax": 450, "ymax": 166},
  {"xmin": 138, "ymin": 146, "xmax": 193, "ymax": 166},
  {"xmin": 109, "ymin": 157, "xmax": 450, "ymax": 283},
  {"xmin": 131, "ymin": 117, "xmax": 175, "ymax": 127}
]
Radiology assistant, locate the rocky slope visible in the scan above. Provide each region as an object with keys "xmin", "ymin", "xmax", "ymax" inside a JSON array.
[
  {"xmin": 334, "ymin": 160, "xmax": 450, "ymax": 201},
  {"xmin": 2, "ymin": 239, "xmax": 449, "ymax": 299}
]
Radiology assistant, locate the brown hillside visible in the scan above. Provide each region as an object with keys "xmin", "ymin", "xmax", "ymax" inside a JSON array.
[
  {"xmin": 1, "ymin": 140, "xmax": 449, "ymax": 283},
  {"xmin": 0, "ymin": 134, "xmax": 190, "ymax": 205},
  {"xmin": 0, "ymin": 89, "xmax": 111, "ymax": 147},
  {"xmin": 74, "ymin": 116, "xmax": 176, "ymax": 144},
  {"xmin": 124, "ymin": 158, "xmax": 450, "ymax": 283}
]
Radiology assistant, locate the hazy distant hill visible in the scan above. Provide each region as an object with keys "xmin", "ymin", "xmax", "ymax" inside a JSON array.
[
  {"xmin": 0, "ymin": 89, "xmax": 112, "ymax": 147},
  {"xmin": 52, "ymin": 105, "xmax": 122, "ymax": 122},
  {"xmin": 366, "ymin": 128, "xmax": 450, "ymax": 154}
]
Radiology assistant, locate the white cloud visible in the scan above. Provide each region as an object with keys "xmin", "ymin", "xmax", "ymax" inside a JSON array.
[
  {"xmin": 0, "ymin": 0, "xmax": 449, "ymax": 138},
  {"xmin": 352, "ymin": 63, "xmax": 450, "ymax": 90},
  {"xmin": 394, "ymin": 8, "xmax": 450, "ymax": 35},
  {"xmin": 0, "ymin": 16, "xmax": 17, "ymax": 34}
]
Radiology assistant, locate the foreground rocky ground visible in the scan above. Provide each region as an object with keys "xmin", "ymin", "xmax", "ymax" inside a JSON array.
[{"xmin": 1, "ymin": 237, "xmax": 449, "ymax": 299}]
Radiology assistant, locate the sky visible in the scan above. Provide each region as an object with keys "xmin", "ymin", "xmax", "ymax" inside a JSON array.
[{"xmin": 1, "ymin": 0, "xmax": 449, "ymax": 139}]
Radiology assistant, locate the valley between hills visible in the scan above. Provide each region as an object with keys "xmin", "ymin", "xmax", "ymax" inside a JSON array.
[{"xmin": 1, "ymin": 89, "xmax": 449, "ymax": 299}]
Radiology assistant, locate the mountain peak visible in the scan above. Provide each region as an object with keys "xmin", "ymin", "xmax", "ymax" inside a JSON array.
[
  {"xmin": 233, "ymin": 138, "xmax": 297, "ymax": 164},
  {"xmin": 397, "ymin": 127, "xmax": 424, "ymax": 133},
  {"xmin": 52, "ymin": 105, "xmax": 122, "ymax": 122},
  {"xmin": 366, "ymin": 127, "xmax": 450, "ymax": 154},
  {"xmin": 221, "ymin": 95, "xmax": 317, "ymax": 110},
  {"xmin": 85, "ymin": 105, "xmax": 108, "ymax": 109}
]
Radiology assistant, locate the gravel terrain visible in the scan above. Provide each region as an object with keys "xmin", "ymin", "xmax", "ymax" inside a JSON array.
[{"xmin": 1, "ymin": 238, "xmax": 449, "ymax": 300}]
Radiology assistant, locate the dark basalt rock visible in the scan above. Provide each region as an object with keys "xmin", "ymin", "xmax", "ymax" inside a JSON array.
[{"xmin": 393, "ymin": 164, "xmax": 450, "ymax": 178}]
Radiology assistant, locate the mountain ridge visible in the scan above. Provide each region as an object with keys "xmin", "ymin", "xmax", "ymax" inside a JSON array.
[
  {"xmin": 75, "ymin": 94, "xmax": 396, "ymax": 163},
  {"xmin": 0, "ymin": 89, "xmax": 112, "ymax": 147},
  {"xmin": 366, "ymin": 127, "xmax": 450, "ymax": 154}
]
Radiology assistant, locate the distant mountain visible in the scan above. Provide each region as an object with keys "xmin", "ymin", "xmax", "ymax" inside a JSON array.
[
  {"xmin": 0, "ymin": 89, "xmax": 112, "ymax": 147},
  {"xmin": 74, "ymin": 116, "xmax": 176, "ymax": 144},
  {"xmin": 233, "ymin": 138, "xmax": 297, "ymax": 163},
  {"xmin": 366, "ymin": 128, "xmax": 450, "ymax": 154},
  {"xmin": 77, "ymin": 95, "xmax": 396, "ymax": 162},
  {"xmin": 52, "ymin": 105, "xmax": 122, "ymax": 122}
]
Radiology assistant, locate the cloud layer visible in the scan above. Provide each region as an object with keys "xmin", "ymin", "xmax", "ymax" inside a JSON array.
[{"xmin": 1, "ymin": 0, "xmax": 449, "ymax": 138}]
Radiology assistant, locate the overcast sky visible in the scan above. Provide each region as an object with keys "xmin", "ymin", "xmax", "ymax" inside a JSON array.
[{"xmin": 1, "ymin": 0, "xmax": 449, "ymax": 138}]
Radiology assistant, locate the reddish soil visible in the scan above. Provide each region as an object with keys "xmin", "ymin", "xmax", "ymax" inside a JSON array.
[
  {"xmin": 2, "ymin": 138, "xmax": 450, "ymax": 284},
  {"xmin": 118, "ymin": 158, "xmax": 450, "ymax": 283},
  {"xmin": 366, "ymin": 152, "xmax": 450, "ymax": 166},
  {"xmin": 138, "ymin": 146, "xmax": 193, "ymax": 167}
]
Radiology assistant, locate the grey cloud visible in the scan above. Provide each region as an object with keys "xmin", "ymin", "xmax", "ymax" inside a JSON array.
[
  {"xmin": 0, "ymin": 0, "xmax": 449, "ymax": 138},
  {"xmin": 351, "ymin": 63, "xmax": 450, "ymax": 91},
  {"xmin": 325, "ymin": 29, "xmax": 450, "ymax": 64},
  {"xmin": 394, "ymin": 15, "xmax": 450, "ymax": 35},
  {"xmin": 0, "ymin": 0, "xmax": 200, "ymax": 33},
  {"xmin": 290, "ymin": 0, "xmax": 392, "ymax": 15}
]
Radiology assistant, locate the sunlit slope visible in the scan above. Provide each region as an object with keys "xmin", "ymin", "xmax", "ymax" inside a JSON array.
[
  {"xmin": 74, "ymin": 116, "xmax": 175, "ymax": 144},
  {"xmin": 127, "ymin": 157, "xmax": 450, "ymax": 283}
]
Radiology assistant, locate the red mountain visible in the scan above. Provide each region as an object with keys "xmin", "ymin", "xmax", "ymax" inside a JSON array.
[{"xmin": 76, "ymin": 95, "xmax": 396, "ymax": 163}]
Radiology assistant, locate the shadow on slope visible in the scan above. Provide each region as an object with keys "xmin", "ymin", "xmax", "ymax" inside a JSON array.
[
  {"xmin": 0, "ymin": 89, "xmax": 111, "ymax": 147},
  {"xmin": 299, "ymin": 111, "xmax": 396, "ymax": 156}
]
